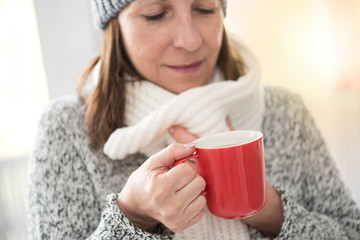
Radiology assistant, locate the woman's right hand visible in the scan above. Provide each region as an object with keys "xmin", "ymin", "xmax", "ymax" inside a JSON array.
[{"xmin": 116, "ymin": 143, "xmax": 206, "ymax": 233}]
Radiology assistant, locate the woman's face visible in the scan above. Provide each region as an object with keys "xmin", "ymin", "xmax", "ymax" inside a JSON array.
[{"xmin": 118, "ymin": 0, "xmax": 224, "ymax": 93}]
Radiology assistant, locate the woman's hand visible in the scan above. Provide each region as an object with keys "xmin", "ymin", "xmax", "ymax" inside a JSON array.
[
  {"xmin": 116, "ymin": 143, "xmax": 206, "ymax": 233},
  {"xmin": 168, "ymin": 116, "xmax": 234, "ymax": 144},
  {"xmin": 242, "ymin": 181, "xmax": 283, "ymax": 238},
  {"xmin": 168, "ymin": 117, "xmax": 283, "ymax": 238}
]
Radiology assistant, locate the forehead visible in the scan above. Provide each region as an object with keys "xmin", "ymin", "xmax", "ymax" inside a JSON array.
[
  {"xmin": 130, "ymin": 0, "xmax": 218, "ymax": 7},
  {"xmin": 132, "ymin": 0, "xmax": 170, "ymax": 6},
  {"xmin": 118, "ymin": 0, "xmax": 223, "ymax": 20}
]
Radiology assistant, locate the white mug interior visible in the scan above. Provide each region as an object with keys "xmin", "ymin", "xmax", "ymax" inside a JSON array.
[{"xmin": 195, "ymin": 130, "xmax": 263, "ymax": 149}]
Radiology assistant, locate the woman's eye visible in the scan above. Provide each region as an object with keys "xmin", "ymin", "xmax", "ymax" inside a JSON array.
[
  {"xmin": 197, "ymin": 8, "xmax": 215, "ymax": 15},
  {"xmin": 144, "ymin": 12, "xmax": 166, "ymax": 21}
]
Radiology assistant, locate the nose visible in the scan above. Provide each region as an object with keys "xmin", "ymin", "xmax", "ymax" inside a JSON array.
[{"xmin": 172, "ymin": 15, "xmax": 202, "ymax": 52}]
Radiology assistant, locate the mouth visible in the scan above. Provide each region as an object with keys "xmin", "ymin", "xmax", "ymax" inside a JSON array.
[{"xmin": 166, "ymin": 60, "xmax": 203, "ymax": 74}]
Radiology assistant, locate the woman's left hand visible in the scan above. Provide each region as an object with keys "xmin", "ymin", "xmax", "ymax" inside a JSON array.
[
  {"xmin": 168, "ymin": 116, "xmax": 283, "ymax": 238},
  {"xmin": 168, "ymin": 116, "xmax": 234, "ymax": 143},
  {"xmin": 242, "ymin": 181, "xmax": 283, "ymax": 238},
  {"xmin": 167, "ymin": 125, "xmax": 198, "ymax": 144}
]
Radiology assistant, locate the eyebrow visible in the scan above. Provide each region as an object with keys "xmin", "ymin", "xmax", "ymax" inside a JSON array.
[{"xmin": 135, "ymin": 0, "xmax": 168, "ymax": 6}]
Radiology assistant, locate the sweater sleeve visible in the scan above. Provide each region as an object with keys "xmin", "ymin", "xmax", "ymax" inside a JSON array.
[
  {"xmin": 88, "ymin": 193, "xmax": 174, "ymax": 239},
  {"xmin": 27, "ymin": 100, "xmax": 174, "ymax": 239},
  {"xmin": 273, "ymin": 96, "xmax": 360, "ymax": 239}
]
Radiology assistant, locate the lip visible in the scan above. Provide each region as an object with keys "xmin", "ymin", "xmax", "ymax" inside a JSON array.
[{"xmin": 166, "ymin": 60, "xmax": 203, "ymax": 74}]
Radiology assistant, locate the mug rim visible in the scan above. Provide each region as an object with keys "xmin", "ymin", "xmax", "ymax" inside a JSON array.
[{"xmin": 194, "ymin": 130, "xmax": 263, "ymax": 149}]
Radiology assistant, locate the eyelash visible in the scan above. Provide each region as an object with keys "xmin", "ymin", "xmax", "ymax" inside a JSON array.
[
  {"xmin": 196, "ymin": 8, "xmax": 215, "ymax": 15},
  {"xmin": 144, "ymin": 8, "xmax": 215, "ymax": 22},
  {"xmin": 144, "ymin": 12, "xmax": 167, "ymax": 22}
]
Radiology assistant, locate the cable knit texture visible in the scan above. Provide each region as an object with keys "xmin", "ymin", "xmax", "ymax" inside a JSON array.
[
  {"xmin": 27, "ymin": 87, "xmax": 360, "ymax": 239},
  {"xmin": 174, "ymin": 207, "xmax": 250, "ymax": 240},
  {"xmin": 103, "ymin": 40, "xmax": 264, "ymax": 159}
]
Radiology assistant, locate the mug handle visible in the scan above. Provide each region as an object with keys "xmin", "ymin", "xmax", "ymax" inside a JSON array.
[
  {"xmin": 173, "ymin": 153, "xmax": 207, "ymax": 196},
  {"xmin": 174, "ymin": 153, "xmax": 199, "ymax": 166}
]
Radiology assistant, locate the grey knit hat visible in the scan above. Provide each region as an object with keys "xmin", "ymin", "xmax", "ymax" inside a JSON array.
[{"xmin": 91, "ymin": 0, "xmax": 228, "ymax": 29}]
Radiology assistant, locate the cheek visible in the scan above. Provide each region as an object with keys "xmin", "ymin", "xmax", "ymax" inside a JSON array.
[
  {"xmin": 213, "ymin": 22, "xmax": 224, "ymax": 49},
  {"xmin": 124, "ymin": 30, "xmax": 164, "ymax": 66},
  {"xmin": 199, "ymin": 19, "xmax": 223, "ymax": 53},
  {"xmin": 122, "ymin": 30, "xmax": 170, "ymax": 81}
]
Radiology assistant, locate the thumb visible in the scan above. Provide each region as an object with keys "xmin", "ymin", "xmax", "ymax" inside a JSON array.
[{"xmin": 146, "ymin": 143, "xmax": 196, "ymax": 170}]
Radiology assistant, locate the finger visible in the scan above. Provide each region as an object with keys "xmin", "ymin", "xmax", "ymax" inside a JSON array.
[
  {"xmin": 166, "ymin": 161, "xmax": 197, "ymax": 192},
  {"xmin": 182, "ymin": 196, "xmax": 206, "ymax": 226},
  {"xmin": 146, "ymin": 143, "xmax": 196, "ymax": 170},
  {"xmin": 173, "ymin": 208, "xmax": 205, "ymax": 233},
  {"xmin": 168, "ymin": 125, "xmax": 198, "ymax": 144},
  {"xmin": 226, "ymin": 115, "xmax": 235, "ymax": 131},
  {"xmin": 186, "ymin": 208, "xmax": 205, "ymax": 228},
  {"xmin": 175, "ymin": 175, "xmax": 206, "ymax": 207}
]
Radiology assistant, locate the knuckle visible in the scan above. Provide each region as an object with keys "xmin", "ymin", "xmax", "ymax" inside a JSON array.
[
  {"xmin": 151, "ymin": 188, "xmax": 165, "ymax": 202},
  {"xmin": 151, "ymin": 185, "xmax": 172, "ymax": 203},
  {"xmin": 159, "ymin": 206, "xmax": 180, "ymax": 223},
  {"xmin": 165, "ymin": 143, "xmax": 179, "ymax": 153},
  {"xmin": 146, "ymin": 155, "xmax": 157, "ymax": 168}
]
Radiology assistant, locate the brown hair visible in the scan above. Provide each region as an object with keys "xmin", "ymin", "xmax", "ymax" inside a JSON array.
[{"xmin": 77, "ymin": 17, "xmax": 245, "ymax": 150}]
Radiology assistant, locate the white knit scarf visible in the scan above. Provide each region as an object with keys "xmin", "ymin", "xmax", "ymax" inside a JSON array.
[
  {"xmin": 103, "ymin": 39, "xmax": 264, "ymax": 160},
  {"xmin": 91, "ymin": 39, "xmax": 264, "ymax": 240}
]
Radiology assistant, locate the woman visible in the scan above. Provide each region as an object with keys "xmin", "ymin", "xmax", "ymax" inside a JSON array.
[{"xmin": 27, "ymin": 0, "xmax": 360, "ymax": 239}]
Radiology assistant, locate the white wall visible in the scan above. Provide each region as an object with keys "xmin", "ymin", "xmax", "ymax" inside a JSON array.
[
  {"xmin": 33, "ymin": 0, "xmax": 101, "ymax": 99},
  {"xmin": 0, "ymin": 1, "xmax": 102, "ymax": 238},
  {"xmin": 225, "ymin": 0, "xmax": 360, "ymax": 206}
]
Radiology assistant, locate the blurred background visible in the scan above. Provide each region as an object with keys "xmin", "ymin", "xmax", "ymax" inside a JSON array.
[{"xmin": 0, "ymin": 0, "xmax": 359, "ymax": 239}]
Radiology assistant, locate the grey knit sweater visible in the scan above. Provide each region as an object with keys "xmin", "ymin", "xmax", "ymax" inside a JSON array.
[{"xmin": 27, "ymin": 86, "xmax": 360, "ymax": 239}]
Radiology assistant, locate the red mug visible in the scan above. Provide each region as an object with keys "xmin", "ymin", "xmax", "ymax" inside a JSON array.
[{"xmin": 175, "ymin": 130, "xmax": 266, "ymax": 219}]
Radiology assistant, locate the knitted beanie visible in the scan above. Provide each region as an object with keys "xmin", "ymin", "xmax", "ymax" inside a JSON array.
[{"xmin": 91, "ymin": 0, "xmax": 228, "ymax": 29}]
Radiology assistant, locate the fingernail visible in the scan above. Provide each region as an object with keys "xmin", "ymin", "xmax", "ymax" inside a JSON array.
[
  {"xmin": 184, "ymin": 142, "xmax": 197, "ymax": 148},
  {"xmin": 168, "ymin": 127, "xmax": 175, "ymax": 134}
]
